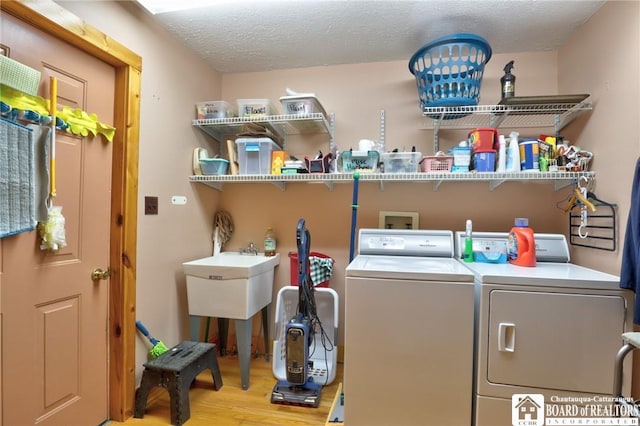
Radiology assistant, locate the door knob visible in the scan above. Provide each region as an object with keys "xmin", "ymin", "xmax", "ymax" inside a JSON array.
[{"xmin": 91, "ymin": 268, "xmax": 110, "ymax": 281}]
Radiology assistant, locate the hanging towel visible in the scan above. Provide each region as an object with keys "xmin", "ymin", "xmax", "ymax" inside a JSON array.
[
  {"xmin": 28, "ymin": 124, "xmax": 50, "ymax": 222},
  {"xmin": 0, "ymin": 118, "xmax": 35, "ymax": 238},
  {"xmin": 621, "ymin": 157, "xmax": 640, "ymax": 323},
  {"xmin": 309, "ymin": 256, "xmax": 334, "ymax": 287}
]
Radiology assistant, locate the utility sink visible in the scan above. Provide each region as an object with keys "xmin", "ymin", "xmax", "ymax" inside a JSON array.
[{"xmin": 182, "ymin": 252, "xmax": 280, "ymax": 320}]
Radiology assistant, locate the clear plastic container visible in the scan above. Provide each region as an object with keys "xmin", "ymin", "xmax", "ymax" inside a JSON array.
[
  {"xmin": 195, "ymin": 101, "xmax": 234, "ymax": 119},
  {"xmin": 235, "ymin": 138, "xmax": 280, "ymax": 174}
]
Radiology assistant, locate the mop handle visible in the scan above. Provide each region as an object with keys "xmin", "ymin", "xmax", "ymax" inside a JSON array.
[
  {"xmin": 135, "ymin": 320, "xmax": 159, "ymax": 346},
  {"xmin": 349, "ymin": 172, "xmax": 360, "ymax": 262},
  {"xmin": 49, "ymin": 76, "xmax": 57, "ymax": 198}
]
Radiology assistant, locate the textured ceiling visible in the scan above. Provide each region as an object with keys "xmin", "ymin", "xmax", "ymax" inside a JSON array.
[{"xmin": 136, "ymin": 0, "xmax": 606, "ymax": 73}]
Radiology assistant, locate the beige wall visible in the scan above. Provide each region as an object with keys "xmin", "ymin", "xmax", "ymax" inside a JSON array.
[
  {"xmin": 219, "ymin": 51, "xmax": 567, "ymax": 347},
  {"xmin": 558, "ymin": 0, "xmax": 640, "ymax": 396},
  {"xmin": 54, "ymin": 0, "xmax": 640, "ymax": 387},
  {"xmin": 55, "ymin": 1, "xmax": 224, "ymax": 380},
  {"xmin": 559, "ymin": 0, "xmax": 640, "ymax": 272}
]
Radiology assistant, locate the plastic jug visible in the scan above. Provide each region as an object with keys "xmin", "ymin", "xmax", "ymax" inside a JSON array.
[{"xmin": 507, "ymin": 218, "xmax": 536, "ymax": 267}]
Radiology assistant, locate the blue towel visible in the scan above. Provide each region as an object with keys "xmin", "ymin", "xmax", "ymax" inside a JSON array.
[
  {"xmin": 0, "ymin": 118, "xmax": 35, "ymax": 238},
  {"xmin": 620, "ymin": 157, "xmax": 640, "ymax": 323}
]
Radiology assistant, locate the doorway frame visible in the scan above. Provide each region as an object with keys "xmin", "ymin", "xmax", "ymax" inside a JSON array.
[{"xmin": 0, "ymin": 0, "xmax": 140, "ymax": 421}]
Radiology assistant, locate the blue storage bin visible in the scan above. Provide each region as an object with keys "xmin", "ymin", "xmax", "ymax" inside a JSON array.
[
  {"xmin": 474, "ymin": 150, "xmax": 496, "ymax": 172},
  {"xmin": 200, "ymin": 158, "xmax": 229, "ymax": 175},
  {"xmin": 408, "ymin": 33, "xmax": 492, "ymax": 109}
]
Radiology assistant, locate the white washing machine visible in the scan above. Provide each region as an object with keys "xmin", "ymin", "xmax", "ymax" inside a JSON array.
[
  {"xmin": 455, "ymin": 232, "xmax": 634, "ymax": 426},
  {"xmin": 344, "ymin": 229, "xmax": 476, "ymax": 426}
]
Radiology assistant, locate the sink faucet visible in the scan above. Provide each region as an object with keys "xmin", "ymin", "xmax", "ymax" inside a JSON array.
[{"xmin": 240, "ymin": 242, "xmax": 258, "ymax": 255}]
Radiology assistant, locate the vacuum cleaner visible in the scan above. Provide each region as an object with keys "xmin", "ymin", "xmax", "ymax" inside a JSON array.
[{"xmin": 271, "ymin": 218, "xmax": 323, "ymax": 407}]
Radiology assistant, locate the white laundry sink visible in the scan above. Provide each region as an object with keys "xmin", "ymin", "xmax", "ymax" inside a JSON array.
[{"xmin": 182, "ymin": 252, "xmax": 280, "ymax": 320}]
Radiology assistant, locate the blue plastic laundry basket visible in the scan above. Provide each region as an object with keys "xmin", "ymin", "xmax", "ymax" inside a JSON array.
[{"xmin": 409, "ymin": 33, "xmax": 492, "ymax": 110}]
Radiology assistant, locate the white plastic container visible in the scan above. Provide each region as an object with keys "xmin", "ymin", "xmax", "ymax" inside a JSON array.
[
  {"xmin": 279, "ymin": 94, "xmax": 327, "ymax": 117},
  {"xmin": 195, "ymin": 101, "xmax": 234, "ymax": 120},
  {"xmin": 236, "ymin": 98, "xmax": 275, "ymax": 117}
]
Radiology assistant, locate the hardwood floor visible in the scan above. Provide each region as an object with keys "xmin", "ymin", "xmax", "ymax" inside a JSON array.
[{"xmin": 112, "ymin": 353, "xmax": 343, "ymax": 426}]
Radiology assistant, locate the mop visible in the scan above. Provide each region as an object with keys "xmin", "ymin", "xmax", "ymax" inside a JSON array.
[
  {"xmin": 136, "ymin": 320, "xmax": 169, "ymax": 359},
  {"xmin": 37, "ymin": 76, "xmax": 66, "ymax": 251},
  {"xmin": 349, "ymin": 172, "xmax": 360, "ymax": 262}
]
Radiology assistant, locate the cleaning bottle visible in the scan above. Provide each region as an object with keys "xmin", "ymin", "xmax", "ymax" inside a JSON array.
[
  {"xmin": 507, "ymin": 218, "xmax": 536, "ymax": 267},
  {"xmin": 463, "ymin": 219, "xmax": 474, "ymax": 262},
  {"xmin": 501, "ymin": 60, "xmax": 516, "ymax": 99},
  {"xmin": 496, "ymin": 134, "xmax": 507, "ymax": 172},
  {"xmin": 505, "ymin": 131, "xmax": 521, "ymax": 172},
  {"xmin": 264, "ymin": 227, "xmax": 277, "ymax": 257}
]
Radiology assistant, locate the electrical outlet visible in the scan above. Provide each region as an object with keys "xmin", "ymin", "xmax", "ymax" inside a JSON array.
[{"xmin": 144, "ymin": 196, "xmax": 158, "ymax": 215}]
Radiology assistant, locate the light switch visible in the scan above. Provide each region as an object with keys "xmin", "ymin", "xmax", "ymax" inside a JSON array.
[{"xmin": 171, "ymin": 196, "xmax": 187, "ymax": 205}]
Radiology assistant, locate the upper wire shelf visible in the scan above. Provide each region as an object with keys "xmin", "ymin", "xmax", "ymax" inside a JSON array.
[
  {"xmin": 193, "ymin": 113, "xmax": 332, "ymax": 142},
  {"xmin": 422, "ymin": 101, "xmax": 592, "ymax": 152},
  {"xmin": 422, "ymin": 102, "xmax": 593, "ymax": 132}
]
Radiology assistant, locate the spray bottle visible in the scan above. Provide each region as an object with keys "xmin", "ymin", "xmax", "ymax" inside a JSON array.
[
  {"xmin": 463, "ymin": 219, "xmax": 473, "ymax": 262},
  {"xmin": 501, "ymin": 60, "xmax": 516, "ymax": 99},
  {"xmin": 496, "ymin": 134, "xmax": 507, "ymax": 172},
  {"xmin": 505, "ymin": 131, "xmax": 521, "ymax": 172}
]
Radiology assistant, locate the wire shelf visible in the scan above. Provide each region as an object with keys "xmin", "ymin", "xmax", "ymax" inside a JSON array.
[
  {"xmin": 422, "ymin": 102, "xmax": 592, "ymax": 130},
  {"xmin": 422, "ymin": 101, "xmax": 592, "ymax": 152},
  {"xmin": 190, "ymin": 170, "xmax": 595, "ymax": 191},
  {"xmin": 193, "ymin": 113, "xmax": 332, "ymax": 142}
]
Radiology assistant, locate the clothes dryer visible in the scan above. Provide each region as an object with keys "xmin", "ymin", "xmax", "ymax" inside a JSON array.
[{"xmin": 456, "ymin": 232, "xmax": 634, "ymax": 426}]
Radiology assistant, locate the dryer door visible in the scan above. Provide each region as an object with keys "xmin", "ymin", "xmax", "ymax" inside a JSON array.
[{"xmin": 486, "ymin": 290, "xmax": 626, "ymax": 394}]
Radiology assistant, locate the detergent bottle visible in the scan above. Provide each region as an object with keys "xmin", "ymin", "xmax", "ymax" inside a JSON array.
[
  {"xmin": 507, "ymin": 218, "xmax": 536, "ymax": 267},
  {"xmin": 264, "ymin": 227, "xmax": 277, "ymax": 257}
]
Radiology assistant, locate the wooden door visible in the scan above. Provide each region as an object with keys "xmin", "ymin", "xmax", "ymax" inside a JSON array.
[{"xmin": 1, "ymin": 12, "xmax": 114, "ymax": 425}]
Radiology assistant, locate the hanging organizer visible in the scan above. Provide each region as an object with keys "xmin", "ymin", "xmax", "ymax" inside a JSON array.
[{"xmin": 569, "ymin": 190, "xmax": 617, "ymax": 251}]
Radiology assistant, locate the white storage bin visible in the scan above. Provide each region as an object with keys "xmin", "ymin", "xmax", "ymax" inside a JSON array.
[
  {"xmin": 272, "ymin": 286, "xmax": 339, "ymax": 385},
  {"xmin": 279, "ymin": 95, "xmax": 327, "ymax": 116},
  {"xmin": 236, "ymin": 98, "xmax": 275, "ymax": 117}
]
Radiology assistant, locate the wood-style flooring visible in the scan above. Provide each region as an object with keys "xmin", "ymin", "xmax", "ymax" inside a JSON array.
[{"xmin": 111, "ymin": 353, "xmax": 343, "ymax": 426}]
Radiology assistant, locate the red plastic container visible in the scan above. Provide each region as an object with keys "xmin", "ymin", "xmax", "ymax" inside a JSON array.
[
  {"xmin": 468, "ymin": 127, "xmax": 498, "ymax": 152},
  {"xmin": 507, "ymin": 218, "xmax": 536, "ymax": 267},
  {"xmin": 288, "ymin": 251, "xmax": 332, "ymax": 287}
]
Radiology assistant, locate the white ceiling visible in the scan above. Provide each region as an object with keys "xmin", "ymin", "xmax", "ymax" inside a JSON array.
[{"xmin": 135, "ymin": 0, "xmax": 606, "ymax": 73}]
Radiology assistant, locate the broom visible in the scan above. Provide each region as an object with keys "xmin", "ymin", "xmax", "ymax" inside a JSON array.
[{"xmin": 135, "ymin": 320, "xmax": 169, "ymax": 358}]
